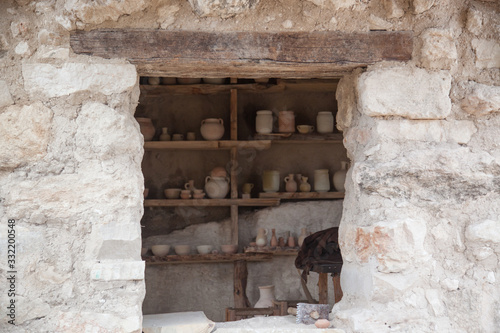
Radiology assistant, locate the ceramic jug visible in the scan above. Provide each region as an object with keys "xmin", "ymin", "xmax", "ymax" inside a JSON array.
[
  {"xmin": 184, "ymin": 180, "xmax": 196, "ymax": 191},
  {"xmin": 159, "ymin": 127, "xmax": 171, "ymax": 141},
  {"xmin": 314, "ymin": 169, "xmax": 330, "ymax": 192},
  {"xmin": 242, "ymin": 183, "xmax": 254, "ymax": 195},
  {"xmin": 333, "ymin": 161, "xmax": 349, "ymax": 192},
  {"xmin": 204, "ymin": 176, "xmax": 229, "ymax": 199},
  {"xmin": 200, "ymin": 118, "xmax": 224, "ymax": 141},
  {"xmin": 136, "ymin": 117, "xmax": 155, "ymax": 141},
  {"xmin": 254, "ymin": 285, "xmax": 275, "ymax": 308},
  {"xmin": 284, "ymin": 174, "xmax": 297, "ymax": 192},
  {"xmin": 300, "ymin": 176, "xmax": 311, "ymax": 192},
  {"xmin": 298, "ymin": 228, "xmax": 308, "ymax": 247},
  {"xmin": 256, "ymin": 228, "xmax": 268, "ymax": 247},
  {"xmin": 270, "ymin": 229, "xmax": 278, "ymax": 247},
  {"xmin": 262, "ymin": 170, "xmax": 280, "ymax": 193}
]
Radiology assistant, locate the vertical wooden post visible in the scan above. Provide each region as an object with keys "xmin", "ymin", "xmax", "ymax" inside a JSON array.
[
  {"xmin": 332, "ymin": 272, "xmax": 343, "ymax": 304},
  {"xmin": 318, "ymin": 273, "xmax": 328, "ymax": 304},
  {"xmin": 234, "ymin": 260, "xmax": 250, "ymax": 308},
  {"xmin": 229, "ymin": 83, "xmax": 239, "ymax": 245}
]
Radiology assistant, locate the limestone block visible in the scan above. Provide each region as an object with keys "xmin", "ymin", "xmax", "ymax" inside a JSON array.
[
  {"xmin": 444, "ymin": 120, "xmax": 477, "ymax": 144},
  {"xmin": 466, "ymin": 8, "xmax": 483, "ymax": 35},
  {"xmin": 425, "ymin": 289, "xmax": 446, "ymax": 316},
  {"xmin": 157, "ymin": 5, "xmax": 180, "ymax": 29},
  {"xmin": 466, "ymin": 219, "xmax": 500, "ymax": 244},
  {"xmin": 306, "ymin": 0, "xmax": 357, "ymax": 9},
  {"xmin": 22, "ymin": 63, "xmax": 138, "ymax": 99},
  {"xmin": 91, "ymin": 261, "xmax": 145, "ymax": 281},
  {"xmin": 413, "ymin": 0, "xmax": 434, "ymax": 14},
  {"xmin": 0, "ymin": 102, "xmax": 53, "ymax": 170},
  {"xmin": 368, "ymin": 15, "xmax": 392, "ymax": 30},
  {"xmin": 15, "ymin": 41, "xmax": 30, "ymax": 56},
  {"xmin": 336, "ymin": 70, "xmax": 359, "ymax": 131},
  {"xmin": 64, "ymin": 0, "xmax": 147, "ymax": 25},
  {"xmin": 461, "ymin": 81, "xmax": 500, "ymax": 116},
  {"xmin": 383, "ymin": 0, "xmax": 404, "ymax": 18},
  {"xmin": 0, "ymin": 80, "xmax": 14, "ymax": 108},
  {"xmin": 339, "ymin": 261, "xmax": 374, "ymax": 301},
  {"xmin": 187, "ymin": 0, "xmax": 259, "ymax": 18},
  {"xmin": 358, "ymin": 66, "xmax": 452, "ymax": 119},
  {"xmin": 420, "ymin": 29, "xmax": 457, "ymax": 70},
  {"xmin": 34, "ymin": 46, "xmax": 70, "ymax": 60},
  {"xmin": 472, "ymin": 38, "xmax": 500, "ymax": 69},
  {"xmin": 58, "ymin": 311, "xmax": 141, "ymax": 333}
]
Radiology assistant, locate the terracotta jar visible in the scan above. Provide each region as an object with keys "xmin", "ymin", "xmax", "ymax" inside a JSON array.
[
  {"xmin": 254, "ymin": 285, "xmax": 275, "ymax": 308},
  {"xmin": 256, "ymin": 110, "xmax": 273, "ymax": 134},
  {"xmin": 136, "ymin": 117, "xmax": 155, "ymax": 141},
  {"xmin": 204, "ymin": 176, "xmax": 229, "ymax": 199},
  {"xmin": 270, "ymin": 229, "xmax": 278, "ymax": 247},
  {"xmin": 278, "ymin": 111, "xmax": 295, "ymax": 133},
  {"xmin": 262, "ymin": 170, "xmax": 280, "ymax": 193},
  {"xmin": 333, "ymin": 161, "xmax": 349, "ymax": 192},
  {"xmin": 314, "ymin": 169, "xmax": 330, "ymax": 192},
  {"xmin": 284, "ymin": 174, "xmax": 297, "ymax": 192},
  {"xmin": 200, "ymin": 118, "xmax": 224, "ymax": 140}
]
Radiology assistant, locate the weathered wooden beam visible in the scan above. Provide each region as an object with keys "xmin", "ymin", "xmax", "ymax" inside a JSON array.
[
  {"xmin": 234, "ymin": 260, "xmax": 251, "ymax": 308},
  {"xmin": 70, "ymin": 30, "xmax": 413, "ymax": 78}
]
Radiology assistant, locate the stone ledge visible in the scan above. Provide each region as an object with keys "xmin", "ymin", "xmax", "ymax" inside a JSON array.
[{"xmin": 90, "ymin": 261, "xmax": 144, "ymax": 281}]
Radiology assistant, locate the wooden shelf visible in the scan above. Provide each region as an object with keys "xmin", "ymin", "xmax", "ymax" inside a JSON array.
[
  {"xmin": 144, "ymin": 140, "xmax": 271, "ymax": 151},
  {"xmin": 140, "ymin": 83, "xmax": 285, "ymax": 96},
  {"xmin": 144, "ymin": 198, "xmax": 280, "ymax": 207},
  {"xmin": 254, "ymin": 133, "xmax": 343, "ymax": 143},
  {"xmin": 244, "ymin": 247, "xmax": 299, "ymax": 256},
  {"xmin": 259, "ymin": 192, "xmax": 345, "ymax": 199},
  {"xmin": 144, "ymin": 252, "xmax": 273, "ymax": 265}
]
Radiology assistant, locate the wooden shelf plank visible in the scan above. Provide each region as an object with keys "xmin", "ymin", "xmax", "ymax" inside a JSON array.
[
  {"xmin": 254, "ymin": 133, "xmax": 343, "ymax": 142},
  {"xmin": 258, "ymin": 192, "xmax": 345, "ymax": 199},
  {"xmin": 244, "ymin": 247, "xmax": 299, "ymax": 256},
  {"xmin": 139, "ymin": 82, "xmax": 285, "ymax": 96},
  {"xmin": 144, "ymin": 198, "xmax": 280, "ymax": 207},
  {"xmin": 144, "ymin": 252, "xmax": 273, "ymax": 265},
  {"xmin": 144, "ymin": 140, "xmax": 272, "ymax": 151}
]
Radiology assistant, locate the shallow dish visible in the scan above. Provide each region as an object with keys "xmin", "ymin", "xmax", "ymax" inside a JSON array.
[
  {"xmin": 221, "ymin": 244, "xmax": 238, "ymax": 254},
  {"xmin": 197, "ymin": 245, "xmax": 214, "ymax": 254},
  {"xmin": 151, "ymin": 245, "xmax": 170, "ymax": 256},
  {"xmin": 175, "ymin": 245, "xmax": 191, "ymax": 255}
]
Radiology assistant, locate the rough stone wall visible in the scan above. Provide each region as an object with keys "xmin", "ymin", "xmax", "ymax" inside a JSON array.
[{"xmin": 0, "ymin": 0, "xmax": 499, "ymax": 332}]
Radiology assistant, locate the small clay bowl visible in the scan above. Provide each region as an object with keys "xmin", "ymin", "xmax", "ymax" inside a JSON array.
[
  {"xmin": 151, "ymin": 245, "xmax": 170, "ymax": 256},
  {"xmin": 193, "ymin": 193, "xmax": 206, "ymax": 199},
  {"xmin": 221, "ymin": 244, "xmax": 238, "ymax": 254},
  {"xmin": 164, "ymin": 188, "xmax": 181, "ymax": 199},
  {"xmin": 174, "ymin": 245, "xmax": 191, "ymax": 255},
  {"xmin": 197, "ymin": 245, "xmax": 213, "ymax": 254}
]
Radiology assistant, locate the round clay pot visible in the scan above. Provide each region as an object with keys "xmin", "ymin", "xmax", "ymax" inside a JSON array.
[
  {"xmin": 200, "ymin": 118, "xmax": 225, "ymax": 141},
  {"xmin": 205, "ymin": 176, "xmax": 230, "ymax": 199},
  {"xmin": 164, "ymin": 188, "xmax": 181, "ymax": 199},
  {"xmin": 136, "ymin": 117, "xmax": 155, "ymax": 141}
]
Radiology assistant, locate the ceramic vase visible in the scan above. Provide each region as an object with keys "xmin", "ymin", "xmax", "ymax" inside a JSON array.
[
  {"xmin": 270, "ymin": 229, "xmax": 278, "ymax": 247},
  {"xmin": 200, "ymin": 118, "xmax": 224, "ymax": 140},
  {"xmin": 333, "ymin": 161, "xmax": 349, "ymax": 192},
  {"xmin": 298, "ymin": 228, "xmax": 308, "ymax": 247},
  {"xmin": 256, "ymin": 228, "xmax": 268, "ymax": 247},
  {"xmin": 204, "ymin": 176, "xmax": 229, "ymax": 199},
  {"xmin": 159, "ymin": 127, "xmax": 171, "ymax": 141},
  {"xmin": 136, "ymin": 117, "xmax": 155, "ymax": 141},
  {"xmin": 262, "ymin": 170, "xmax": 280, "ymax": 193},
  {"xmin": 254, "ymin": 285, "xmax": 276, "ymax": 308},
  {"xmin": 284, "ymin": 174, "xmax": 297, "ymax": 192},
  {"xmin": 288, "ymin": 233, "xmax": 296, "ymax": 247},
  {"xmin": 256, "ymin": 110, "xmax": 273, "ymax": 134},
  {"xmin": 300, "ymin": 176, "xmax": 311, "ymax": 192},
  {"xmin": 316, "ymin": 111, "xmax": 334, "ymax": 133}
]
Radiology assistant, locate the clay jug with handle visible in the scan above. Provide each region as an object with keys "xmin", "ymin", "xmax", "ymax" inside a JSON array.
[
  {"xmin": 284, "ymin": 174, "xmax": 297, "ymax": 192},
  {"xmin": 256, "ymin": 228, "xmax": 268, "ymax": 247}
]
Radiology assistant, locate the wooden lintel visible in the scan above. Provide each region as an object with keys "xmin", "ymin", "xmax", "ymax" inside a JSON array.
[{"xmin": 70, "ymin": 30, "xmax": 413, "ymax": 78}]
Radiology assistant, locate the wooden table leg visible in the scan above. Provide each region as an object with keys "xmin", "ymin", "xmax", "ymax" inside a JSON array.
[
  {"xmin": 234, "ymin": 260, "xmax": 251, "ymax": 308},
  {"xmin": 332, "ymin": 272, "xmax": 343, "ymax": 304},
  {"xmin": 318, "ymin": 272, "xmax": 328, "ymax": 304}
]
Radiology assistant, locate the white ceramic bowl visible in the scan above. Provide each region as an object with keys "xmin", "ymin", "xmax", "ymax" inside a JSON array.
[
  {"xmin": 175, "ymin": 245, "xmax": 191, "ymax": 255},
  {"xmin": 197, "ymin": 245, "xmax": 213, "ymax": 254},
  {"xmin": 164, "ymin": 188, "xmax": 181, "ymax": 199},
  {"xmin": 151, "ymin": 245, "xmax": 170, "ymax": 256},
  {"xmin": 221, "ymin": 244, "xmax": 238, "ymax": 254}
]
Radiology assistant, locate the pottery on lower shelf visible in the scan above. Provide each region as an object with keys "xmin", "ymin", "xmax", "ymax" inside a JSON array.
[
  {"xmin": 254, "ymin": 285, "xmax": 275, "ymax": 308},
  {"xmin": 333, "ymin": 161, "xmax": 349, "ymax": 192},
  {"xmin": 200, "ymin": 118, "xmax": 224, "ymax": 140},
  {"xmin": 205, "ymin": 176, "xmax": 229, "ymax": 199},
  {"xmin": 174, "ymin": 245, "xmax": 191, "ymax": 255},
  {"xmin": 197, "ymin": 245, "xmax": 213, "ymax": 254},
  {"xmin": 165, "ymin": 188, "xmax": 181, "ymax": 199},
  {"xmin": 152, "ymin": 245, "xmax": 170, "ymax": 256},
  {"xmin": 256, "ymin": 228, "xmax": 268, "ymax": 247},
  {"xmin": 221, "ymin": 244, "xmax": 238, "ymax": 254}
]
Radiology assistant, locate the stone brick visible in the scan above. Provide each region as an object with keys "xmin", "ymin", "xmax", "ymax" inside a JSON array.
[
  {"xmin": 466, "ymin": 220, "xmax": 500, "ymax": 244},
  {"xmin": 358, "ymin": 66, "xmax": 452, "ymax": 119},
  {"xmin": 420, "ymin": 28, "xmax": 457, "ymax": 69},
  {"xmin": 466, "ymin": 8, "xmax": 483, "ymax": 35},
  {"xmin": 188, "ymin": 0, "xmax": 259, "ymax": 18},
  {"xmin": 461, "ymin": 81, "xmax": 500, "ymax": 116},
  {"xmin": 413, "ymin": 0, "xmax": 435, "ymax": 14},
  {"xmin": 472, "ymin": 38, "xmax": 500, "ymax": 68},
  {"xmin": 0, "ymin": 103, "xmax": 53, "ymax": 170},
  {"xmin": 0, "ymin": 80, "xmax": 13, "ymax": 108},
  {"xmin": 64, "ymin": 0, "xmax": 147, "ymax": 25},
  {"xmin": 425, "ymin": 289, "xmax": 446, "ymax": 316},
  {"xmin": 90, "ymin": 261, "xmax": 145, "ymax": 281},
  {"xmin": 22, "ymin": 63, "xmax": 138, "ymax": 99},
  {"xmin": 383, "ymin": 0, "xmax": 404, "ymax": 18}
]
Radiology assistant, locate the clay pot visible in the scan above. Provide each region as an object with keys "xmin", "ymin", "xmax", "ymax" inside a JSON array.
[
  {"xmin": 333, "ymin": 161, "xmax": 349, "ymax": 192},
  {"xmin": 316, "ymin": 111, "xmax": 334, "ymax": 134},
  {"xmin": 205, "ymin": 176, "xmax": 230, "ymax": 199},
  {"xmin": 164, "ymin": 188, "xmax": 181, "ymax": 199},
  {"xmin": 210, "ymin": 166, "xmax": 227, "ymax": 178},
  {"xmin": 262, "ymin": 170, "xmax": 280, "ymax": 193},
  {"xmin": 256, "ymin": 110, "xmax": 273, "ymax": 134},
  {"xmin": 256, "ymin": 228, "xmax": 268, "ymax": 247},
  {"xmin": 136, "ymin": 117, "xmax": 155, "ymax": 141},
  {"xmin": 284, "ymin": 174, "xmax": 297, "ymax": 192},
  {"xmin": 197, "ymin": 245, "xmax": 213, "ymax": 254},
  {"xmin": 159, "ymin": 127, "xmax": 171, "ymax": 141},
  {"xmin": 297, "ymin": 125, "xmax": 314, "ymax": 134},
  {"xmin": 242, "ymin": 183, "xmax": 254, "ymax": 195},
  {"xmin": 174, "ymin": 245, "xmax": 191, "ymax": 255},
  {"xmin": 299, "ymin": 176, "xmax": 311, "ymax": 192},
  {"xmin": 270, "ymin": 229, "xmax": 278, "ymax": 247},
  {"xmin": 221, "ymin": 244, "xmax": 238, "ymax": 254},
  {"xmin": 152, "ymin": 245, "xmax": 170, "ymax": 256},
  {"xmin": 200, "ymin": 118, "xmax": 224, "ymax": 141},
  {"xmin": 314, "ymin": 169, "xmax": 330, "ymax": 192},
  {"xmin": 148, "ymin": 77, "xmax": 160, "ymax": 85},
  {"xmin": 254, "ymin": 285, "xmax": 275, "ymax": 308},
  {"xmin": 180, "ymin": 190, "xmax": 191, "ymax": 199}
]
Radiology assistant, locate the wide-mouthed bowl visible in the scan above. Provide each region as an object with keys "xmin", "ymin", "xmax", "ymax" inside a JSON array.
[
  {"xmin": 151, "ymin": 245, "xmax": 170, "ymax": 256},
  {"xmin": 221, "ymin": 244, "xmax": 238, "ymax": 254},
  {"xmin": 174, "ymin": 245, "xmax": 191, "ymax": 255},
  {"xmin": 197, "ymin": 245, "xmax": 214, "ymax": 254},
  {"xmin": 164, "ymin": 188, "xmax": 181, "ymax": 199}
]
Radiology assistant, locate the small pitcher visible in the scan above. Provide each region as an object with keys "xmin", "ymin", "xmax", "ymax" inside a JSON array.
[
  {"xmin": 284, "ymin": 174, "xmax": 297, "ymax": 192},
  {"xmin": 256, "ymin": 228, "xmax": 268, "ymax": 247}
]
